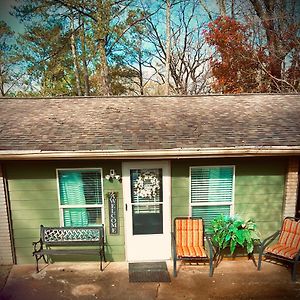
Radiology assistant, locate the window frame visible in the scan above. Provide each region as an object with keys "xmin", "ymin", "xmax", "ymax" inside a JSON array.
[
  {"xmin": 56, "ymin": 168, "xmax": 105, "ymax": 227},
  {"xmin": 189, "ymin": 165, "xmax": 235, "ymax": 218}
]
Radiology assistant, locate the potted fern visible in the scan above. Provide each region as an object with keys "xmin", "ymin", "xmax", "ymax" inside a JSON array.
[{"xmin": 209, "ymin": 214, "xmax": 260, "ymax": 256}]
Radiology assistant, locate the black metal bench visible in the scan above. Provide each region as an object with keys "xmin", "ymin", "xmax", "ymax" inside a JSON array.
[{"xmin": 32, "ymin": 225, "xmax": 106, "ymax": 272}]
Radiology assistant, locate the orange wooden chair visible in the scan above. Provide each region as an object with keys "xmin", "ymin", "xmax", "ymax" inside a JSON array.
[
  {"xmin": 257, "ymin": 217, "xmax": 300, "ymax": 281},
  {"xmin": 172, "ymin": 217, "xmax": 214, "ymax": 277}
]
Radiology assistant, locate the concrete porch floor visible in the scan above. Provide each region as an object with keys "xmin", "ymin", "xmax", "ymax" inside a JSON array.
[{"xmin": 1, "ymin": 259, "xmax": 300, "ymax": 300}]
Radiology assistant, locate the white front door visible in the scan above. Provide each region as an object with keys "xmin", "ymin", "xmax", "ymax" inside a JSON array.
[{"xmin": 122, "ymin": 161, "xmax": 171, "ymax": 262}]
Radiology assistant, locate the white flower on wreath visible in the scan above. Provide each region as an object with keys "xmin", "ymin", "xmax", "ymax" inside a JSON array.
[{"xmin": 134, "ymin": 172, "xmax": 160, "ymax": 199}]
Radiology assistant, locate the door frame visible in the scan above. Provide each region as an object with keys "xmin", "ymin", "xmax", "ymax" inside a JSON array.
[{"xmin": 122, "ymin": 160, "xmax": 171, "ymax": 262}]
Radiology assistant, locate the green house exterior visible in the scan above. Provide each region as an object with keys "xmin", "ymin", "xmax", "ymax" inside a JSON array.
[
  {"xmin": 0, "ymin": 156, "xmax": 292, "ymax": 264},
  {"xmin": 0, "ymin": 95, "xmax": 299, "ymax": 265}
]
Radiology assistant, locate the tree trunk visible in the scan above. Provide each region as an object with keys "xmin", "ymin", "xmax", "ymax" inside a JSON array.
[
  {"xmin": 165, "ymin": 0, "xmax": 171, "ymax": 95},
  {"xmin": 217, "ymin": 0, "xmax": 226, "ymax": 16},
  {"xmin": 138, "ymin": 42, "xmax": 144, "ymax": 95},
  {"xmin": 96, "ymin": 0, "xmax": 111, "ymax": 96},
  {"xmin": 79, "ymin": 17, "xmax": 90, "ymax": 96},
  {"xmin": 70, "ymin": 16, "xmax": 82, "ymax": 96},
  {"xmin": 269, "ymin": 55, "xmax": 283, "ymax": 91},
  {"xmin": 198, "ymin": 0, "xmax": 213, "ymax": 20},
  {"xmin": 98, "ymin": 40, "xmax": 111, "ymax": 95},
  {"xmin": 249, "ymin": 0, "xmax": 292, "ymax": 92},
  {"xmin": 0, "ymin": 65, "xmax": 4, "ymax": 97},
  {"xmin": 231, "ymin": 0, "xmax": 235, "ymax": 18}
]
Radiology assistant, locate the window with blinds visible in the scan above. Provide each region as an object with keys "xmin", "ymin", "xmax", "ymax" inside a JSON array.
[
  {"xmin": 190, "ymin": 166, "xmax": 234, "ymax": 228},
  {"xmin": 57, "ymin": 169, "xmax": 103, "ymax": 227}
]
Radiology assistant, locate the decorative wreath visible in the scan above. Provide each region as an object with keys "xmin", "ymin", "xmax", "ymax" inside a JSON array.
[{"xmin": 134, "ymin": 172, "xmax": 160, "ymax": 199}]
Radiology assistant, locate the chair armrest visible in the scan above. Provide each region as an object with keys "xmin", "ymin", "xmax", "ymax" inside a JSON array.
[
  {"xmin": 259, "ymin": 230, "xmax": 280, "ymax": 253},
  {"xmin": 171, "ymin": 232, "xmax": 175, "ymax": 242},
  {"xmin": 171, "ymin": 232, "xmax": 177, "ymax": 258},
  {"xmin": 205, "ymin": 233, "xmax": 216, "ymax": 259},
  {"xmin": 294, "ymin": 248, "xmax": 300, "ymax": 261}
]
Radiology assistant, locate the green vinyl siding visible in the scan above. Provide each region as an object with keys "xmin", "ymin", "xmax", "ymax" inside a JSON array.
[
  {"xmin": 171, "ymin": 157, "xmax": 286, "ymax": 237},
  {"xmin": 5, "ymin": 161, "xmax": 125, "ymax": 264},
  {"xmin": 4, "ymin": 157, "xmax": 287, "ymax": 264},
  {"xmin": 234, "ymin": 160, "xmax": 285, "ymax": 237},
  {"xmin": 171, "ymin": 161, "xmax": 190, "ymax": 222}
]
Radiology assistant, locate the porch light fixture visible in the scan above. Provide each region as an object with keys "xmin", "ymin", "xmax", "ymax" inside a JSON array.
[{"xmin": 105, "ymin": 169, "xmax": 121, "ymax": 182}]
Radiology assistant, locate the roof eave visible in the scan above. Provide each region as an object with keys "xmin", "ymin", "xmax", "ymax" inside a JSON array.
[{"xmin": 0, "ymin": 146, "xmax": 299, "ymax": 160}]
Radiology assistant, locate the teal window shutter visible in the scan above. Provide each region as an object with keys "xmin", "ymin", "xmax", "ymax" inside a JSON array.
[
  {"xmin": 58, "ymin": 169, "xmax": 103, "ymax": 227},
  {"xmin": 59, "ymin": 172, "xmax": 86, "ymax": 205},
  {"xmin": 191, "ymin": 166, "xmax": 234, "ymax": 227}
]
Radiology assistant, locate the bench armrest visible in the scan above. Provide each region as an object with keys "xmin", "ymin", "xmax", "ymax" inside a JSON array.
[
  {"xmin": 100, "ymin": 234, "xmax": 105, "ymax": 250},
  {"xmin": 32, "ymin": 238, "xmax": 43, "ymax": 254}
]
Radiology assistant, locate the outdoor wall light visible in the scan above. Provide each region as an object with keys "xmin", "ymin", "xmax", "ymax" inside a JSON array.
[{"xmin": 105, "ymin": 169, "xmax": 121, "ymax": 182}]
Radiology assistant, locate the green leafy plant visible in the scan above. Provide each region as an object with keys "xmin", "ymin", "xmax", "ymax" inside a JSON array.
[{"xmin": 209, "ymin": 215, "xmax": 260, "ymax": 255}]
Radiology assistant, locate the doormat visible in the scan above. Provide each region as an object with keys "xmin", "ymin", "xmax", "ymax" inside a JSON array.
[{"xmin": 128, "ymin": 262, "xmax": 171, "ymax": 282}]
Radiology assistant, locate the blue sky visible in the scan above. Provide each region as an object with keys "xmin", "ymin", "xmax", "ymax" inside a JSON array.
[{"xmin": 0, "ymin": 0, "xmax": 24, "ymax": 32}]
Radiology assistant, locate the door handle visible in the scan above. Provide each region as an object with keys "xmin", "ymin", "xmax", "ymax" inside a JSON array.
[{"xmin": 125, "ymin": 204, "xmax": 128, "ymax": 211}]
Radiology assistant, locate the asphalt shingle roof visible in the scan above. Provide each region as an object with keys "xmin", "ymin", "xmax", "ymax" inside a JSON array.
[{"xmin": 0, "ymin": 94, "xmax": 299, "ymax": 153}]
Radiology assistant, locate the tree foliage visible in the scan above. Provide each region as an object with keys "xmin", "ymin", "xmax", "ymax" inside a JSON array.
[
  {"xmin": 11, "ymin": 0, "xmax": 148, "ymax": 96},
  {"xmin": 1, "ymin": 0, "xmax": 299, "ymax": 96},
  {"xmin": 205, "ymin": 16, "xmax": 268, "ymax": 93},
  {"xmin": 0, "ymin": 21, "xmax": 22, "ymax": 96},
  {"xmin": 249, "ymin": 0, "xmax": 300, "ymax": 92},
  {"xmin": 205, "ymin": 4, "xmax": 299, "ymax": 94}
]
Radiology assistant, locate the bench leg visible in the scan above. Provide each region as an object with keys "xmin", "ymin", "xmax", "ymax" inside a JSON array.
[
  {"xmin": 35, "ymin": 255, "xmax": 39, "ymax": 273},
  {"xmin": 103, "ymin": 248, "xmax": 106, "ymax": 263},
  {"xmin": 33, "ymin": 253, "xmax": 49, "ymax": 273},
  {"xmin": 34, "ymin": 254, "xmax": 43, "ymax": 273},
  {"xmin": 99, "ymin": 253, "xmax": 103, "ymax": 271},
  {"xmin": 99, "ymin": 249, "xmax": 106, "ymax": 271}
]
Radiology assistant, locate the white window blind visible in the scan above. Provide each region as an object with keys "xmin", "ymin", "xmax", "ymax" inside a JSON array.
[{"xmin": 190, "ymin": 166, "xmax": 234, "ymax": 227}]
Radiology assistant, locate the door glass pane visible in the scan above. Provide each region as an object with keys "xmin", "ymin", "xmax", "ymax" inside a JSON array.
[
  {"xmin": 132, "ymin": 204, "xmax": 163, "ymax": 235},
  {"xmin": 130, "ymin": 169, "xmax": 163, "ymax": 235}
]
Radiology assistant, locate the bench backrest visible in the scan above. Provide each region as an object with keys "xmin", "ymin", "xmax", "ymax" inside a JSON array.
[
  {"xmin": 278, "ymin": 217, "xmax": 300, "ymax": 250},
  {"xmin": 40, "ymin": 225, "xmax": 104, "ymax": 246},
  {"xmin": 174, "ymin": 217, "xmax": 204, "ymax": 248}
]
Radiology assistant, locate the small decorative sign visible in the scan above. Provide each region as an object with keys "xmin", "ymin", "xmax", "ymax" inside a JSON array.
[{"xmin": 108, "ymin": 192, "xmax": 118, "ymax": 235}]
